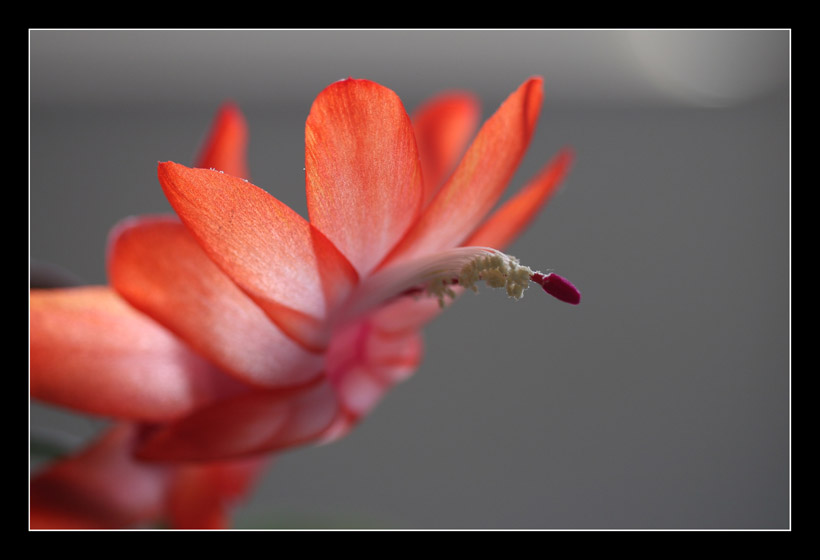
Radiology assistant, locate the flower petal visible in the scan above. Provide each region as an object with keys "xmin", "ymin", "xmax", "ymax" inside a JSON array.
[
  {"xmin": 30, "ymin": 287, "xmax": 238, "ymax": 421},
  {"xmin": 136, "ymin": 380, "xmax": 338, "ymax": 461},
  {"xmin": 30, "ymin": 424, "xmax": 171, "ymax": 529},
  {"xmin": 323, "ymin": 321, "xmax": 423, "ymax": 440},
  {"xmin": 412, "ymin": 91, "xmax": 481, "ymax": 204},
  {"xmin": 167, "ymin": 456, "xmax": 268, "ymax": 529},
  {"xmin": 381, "ymin": 77, "xmax": 544, "ymax": 266},
  {"xmin": 305, "ymin": 78, "xmax": 424, "ymax": 276},
  {"xmin": 194, "ymin": 102, "xmax": 249, "ymax": 180},
  {"xmin": 367, "ymin": 295, "xmax": 446, "ymax": 334},
  {"xmin": 157, "ymin": 162, "xmax": 358, "ymax": 351},
  {"xmin": 464, "ymin": 148, "xmax": 573, "ymax": 250},
  {"xmin": 108, "ymin": 215, "xmax": 325, "ymax": 388}
]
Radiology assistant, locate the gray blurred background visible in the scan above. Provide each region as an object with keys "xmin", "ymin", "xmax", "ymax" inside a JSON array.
[{"xmin": 30, "ymin": 29, "xmax": 790, "ymax": 529}]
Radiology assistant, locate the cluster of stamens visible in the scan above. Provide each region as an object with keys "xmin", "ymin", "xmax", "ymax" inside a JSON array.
[{"xmin": 424, "ymin": 251, "xmax": 580, "ymax": 307}]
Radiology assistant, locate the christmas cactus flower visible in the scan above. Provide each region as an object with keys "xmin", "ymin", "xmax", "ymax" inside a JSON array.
[{"xmin": 30, "ymin": 77, "xmax": 579, "ymax": 528}]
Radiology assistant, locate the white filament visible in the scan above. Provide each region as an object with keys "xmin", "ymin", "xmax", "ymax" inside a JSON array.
[{"xmin": 337, "ymin": 247, "xmax": 537, "ymax": 323}]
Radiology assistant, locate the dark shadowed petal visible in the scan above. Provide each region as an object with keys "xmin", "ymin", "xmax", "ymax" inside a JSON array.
[
  {"xmin": 30, "ymin": 424, "xmax": 171, "ymax": 529},
  {"xmin": 167, "ymin": 456, "xmax": 268, "ymax": 529},
  {"xmin": 136, "ymin": 379, "xmax": 338, "ymax": 462}
]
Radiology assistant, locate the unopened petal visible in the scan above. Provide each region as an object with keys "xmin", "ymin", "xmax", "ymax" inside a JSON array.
[
  {"xmin": 108, "ymin": 215, "xmax": 325, "ymax": 388},
  {"xmin": 305, "ymin": 78, "xmax": 424, "ymax": 276},
  {"xmin": 30, "ymin": 287, "xmax": 238, "ymax": 422}
]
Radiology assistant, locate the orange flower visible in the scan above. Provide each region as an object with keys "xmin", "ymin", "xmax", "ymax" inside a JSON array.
[{"xmin": 30, "ymin": 78, "xmax": 578, "ymax": 527}]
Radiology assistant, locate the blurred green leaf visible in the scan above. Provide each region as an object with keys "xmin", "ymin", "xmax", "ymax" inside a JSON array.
[{"xmin": 30, "ymin": 435, "xmax": 74, "ymax": 461}]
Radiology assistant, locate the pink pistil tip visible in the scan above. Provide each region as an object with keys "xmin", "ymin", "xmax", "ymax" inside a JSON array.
[{"xmin": 531, "ymin": 272, "xmax": 581, "ymax": 305}]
